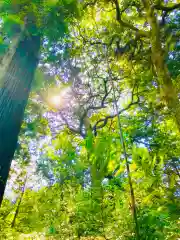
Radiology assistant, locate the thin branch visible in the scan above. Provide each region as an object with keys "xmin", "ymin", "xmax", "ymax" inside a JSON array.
[
  {"xmin": 59, "ymin": 112, "xmax": 85, "ymax": 138},
  {"xmin": 113, "ymin": 0, "xmax": 149, "ymax": 37},
  {"xmin": 115, "ymin": 34, "xmax": 142, "ymax": 57},
  {"xmin": 77, "ymin": 78, "xmax": 113, "ymax": 136},
  {"xmin": 102, "ymin": 79, "xmax": 112, "ymax": 106},
  {"xmin": 154, "ymin": 3, "xmax": 180, "ymax": 12},
  {"xmin": 93, "ymin": 99, "xmax": 139, "ymax": 133},
  {"xmin": 87, "ymin": 105, "xmax": 107, "ymax": 111},
  {"xmin": 83, "ymin": 0, "xmax": 97, "ymax": 9},
  {"xmin": 11, "ymin": 174, "xmax": 28, "ymax": 228},
  {"xmin": 86, "ymin": 81, "xmax": 111, "ymax": 112}
]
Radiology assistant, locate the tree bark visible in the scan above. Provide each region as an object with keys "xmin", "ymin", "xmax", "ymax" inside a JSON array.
[
  {"xmin": 0, "ymin": 30, "xmax": 41, "ymax": 205},
  {"xmin": 142, "ymin": 0, "xmax": 180, "ymax": 132},
  {"xmin": 11, "ymin": 174, "xmax": 27, "ymax": 228}
]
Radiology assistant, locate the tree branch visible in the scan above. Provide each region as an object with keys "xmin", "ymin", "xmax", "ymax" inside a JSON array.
[
  {"xmin": 154, "ymin": 3, "xmax": 180, "ymax": 12},
  {"xmin": 113, "ymin": 0, "xmax": 149, "ymax": 37},
  {"xmin": 59, "ymin": 112, "xmax": 85, "ymax": 138},
  {"xmin": 115, "ymin": 34, "xmax": 141, "ymax": 57},
  {"xmin": 83, "ymin": 0, "xmax": 97, "ymax": 9},
  {"xmin": 92, "ymin": 99, "xmax": 139, "ymax": 134}
]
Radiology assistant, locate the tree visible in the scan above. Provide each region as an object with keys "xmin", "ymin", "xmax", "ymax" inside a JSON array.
[
  {"xmin": 80, "ymin": 0, "xmax": 180, "ymax": 130},
  {"xmin": 0, "ymin": 0, "xmax": 179, "ymax": 239},
  {"xmin": 0, "ymin": 0, "xmax": 78, "ymax": 205}
]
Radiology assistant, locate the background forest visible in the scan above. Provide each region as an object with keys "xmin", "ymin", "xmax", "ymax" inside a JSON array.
[{"xmin": 0, "ymin": 0, "xmax": 179, "ymax": 239}]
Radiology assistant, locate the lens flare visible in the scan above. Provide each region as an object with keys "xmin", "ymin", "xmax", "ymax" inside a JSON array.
[{"xmin": 50, "ymin": 95, "xmax": 61, "ymax": 107}]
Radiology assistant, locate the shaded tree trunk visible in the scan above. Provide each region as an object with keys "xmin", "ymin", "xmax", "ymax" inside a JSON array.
[
  {"xmin": 11, "ymin": 174, "xmax": 27, "ymax": 228},
  {"xmin": 91, "ymin": 166, "xmax": 103, "ymax": 203},
  {"xmin": 0, "ymin": 30, "xmax": 41, "ymax": 205}
]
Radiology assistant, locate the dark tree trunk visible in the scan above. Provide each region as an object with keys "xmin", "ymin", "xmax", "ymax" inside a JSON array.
[{"xmin": 0, "ymin": 32, "xmax": 41, "ymax": 205}]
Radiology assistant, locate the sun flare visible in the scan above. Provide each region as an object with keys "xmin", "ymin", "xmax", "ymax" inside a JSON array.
[{"xmin": 50, "ymin": 95, "xmax": 61, "ymax": 107}]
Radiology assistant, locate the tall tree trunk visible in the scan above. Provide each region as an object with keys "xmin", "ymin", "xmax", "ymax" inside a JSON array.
[
  {"xmin": 142, "ymin": 0, "xmax": 180, "ymax": 132},
  {"xmin": 11, "ymin": 174, "xmax": 27, "ymax": 228},
  {"xmin": 91, "ymin": 164, "xmax": 103, "ymax": 203},
  {"xmin": 0, "ymin": 30, "xmax": 41, "ymax": 205}
]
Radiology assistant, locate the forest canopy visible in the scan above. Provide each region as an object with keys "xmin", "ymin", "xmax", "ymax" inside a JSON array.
[{"xmin": 0, "ymin": 0, "xmax": 179, "ymax": 239}]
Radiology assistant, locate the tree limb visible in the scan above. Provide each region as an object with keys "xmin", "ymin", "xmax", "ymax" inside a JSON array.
[
  {"xmin": 59, "ymin": 112, "xmax": 85, "ymax": 138},
  {"xmin": 113, "ymin": 0, "xmax": 149, "ymax": 37},
  {"xmin": 83, "ymin": 0, "xmax": 97, "ymax": 9},
  {"xmin": 154, "ymin": 3, "xmax": 180, "ymax": 12},
  {"xmin": 92, "ymin": 99, "xmax": 139, "ymax": 134}
]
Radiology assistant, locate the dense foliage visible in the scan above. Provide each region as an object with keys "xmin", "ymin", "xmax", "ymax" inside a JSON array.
[{"xmin": 0, "ymin": 0, "xmax": 179, "ymax": 239}]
